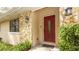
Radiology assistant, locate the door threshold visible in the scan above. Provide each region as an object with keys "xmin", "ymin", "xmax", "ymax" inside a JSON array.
[
  {"xmin": 42, "ymin": 42, "xmax": 56, "ymax": 47},
  {"xmin": 42, "ymin": 44, "xmax": 54, "ymax": 48}
]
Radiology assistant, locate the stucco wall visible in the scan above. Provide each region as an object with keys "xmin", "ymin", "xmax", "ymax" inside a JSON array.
[
  {"xmin": 0, "ymin": 21, "xmax": 9, "ymax": 32},
  {"xmin": 32, "ymin": 7, "xmax": 59, "ymax": 46},
  {"xmin": 0, "ymin": 20, "xmax": 20, "ymax": 45},
  {"xmin": 31, "ymin": 12, "xmax": 39, "ymax": 46},
  {"xmin": 0, "ymin": 21, "xmax": 9, "ymax": 43}
]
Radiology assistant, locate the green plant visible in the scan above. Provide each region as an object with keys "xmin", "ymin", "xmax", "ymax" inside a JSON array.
[
  {"xmin": 13, "ymin": 40, "xmax": 32, "ymax": 51},
  {"xmin": 0, "ymin": 40, "xmax": 32, "ymax": 51},
  {"xmin": 0, "ymin": 41, "xmax": 12, "ymax": 51},
  {"xmin": 59, "ymin": 24, "xmax": 79, "ymax": 51}
]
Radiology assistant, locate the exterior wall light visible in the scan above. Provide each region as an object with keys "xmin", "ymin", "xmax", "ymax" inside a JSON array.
[
  {"xmin": 64, "ymin": 7, "xmax": 72, "ymax": 16},
  {"xmin": 25, "ymin": 16, "xmax": 29, "ymax": 23}
]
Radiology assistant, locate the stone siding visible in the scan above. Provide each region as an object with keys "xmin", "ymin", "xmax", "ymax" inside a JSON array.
[
  {"xmin": 19, "ymin": 12, "xmax": 32, "ymax": 43},
  {"xmin": 60, "ymin": 7, "xmax": 79, "ymax": 25}
]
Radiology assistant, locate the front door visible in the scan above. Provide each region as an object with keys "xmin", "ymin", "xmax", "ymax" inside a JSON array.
[{"xmin": 44, "ymin": 15, "xmax": 55, "ymax": 43}]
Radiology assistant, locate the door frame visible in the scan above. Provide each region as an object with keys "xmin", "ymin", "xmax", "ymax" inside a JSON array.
[{"xmin": 43, "ymin": 15, "xmax": 56, "ymax": 46}]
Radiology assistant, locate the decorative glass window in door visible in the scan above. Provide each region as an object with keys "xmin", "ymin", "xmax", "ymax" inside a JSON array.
[{"xmin": 48, "ymin": 20, "xmax": 51, "ymax": 33}]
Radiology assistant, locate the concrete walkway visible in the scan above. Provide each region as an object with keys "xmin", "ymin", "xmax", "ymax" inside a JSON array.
[{"xmin": 29, "ymin": 45, "xmax": 59, "ymax": 51}]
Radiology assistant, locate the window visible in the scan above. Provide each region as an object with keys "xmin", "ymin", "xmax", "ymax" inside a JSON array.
[{"xmin": 10, "ymin": 19, "xmax": 19, "ymax": 32}]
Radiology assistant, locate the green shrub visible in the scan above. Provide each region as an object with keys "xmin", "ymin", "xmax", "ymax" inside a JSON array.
[
  {"xmin": 59, "ymin": 24, "xmax": 79, "ymax": 51},
  {"xmin": 13, "ymin": 40, "xmax": 32, "ymax": 51},
  {"xmin": 0, "ymin": 40, "xmax": 32, "ymax": 51}
]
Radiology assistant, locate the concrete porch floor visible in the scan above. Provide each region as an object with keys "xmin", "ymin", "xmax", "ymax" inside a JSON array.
[{"xmin": 29, "ymin": 45, "xmax": 60, "ymax": 51}]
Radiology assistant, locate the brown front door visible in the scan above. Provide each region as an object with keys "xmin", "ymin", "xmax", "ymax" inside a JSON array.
[{"xmin": 44, "ymin": 15, "xmax": 55, "ymax": 43}]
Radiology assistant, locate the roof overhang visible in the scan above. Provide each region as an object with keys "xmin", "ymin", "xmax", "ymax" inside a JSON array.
[{"xmin": 0, "ymin": 7, "xmax": 44, "ymax": 23}]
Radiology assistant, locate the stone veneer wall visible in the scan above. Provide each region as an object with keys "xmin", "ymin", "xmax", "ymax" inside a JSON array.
[
  {"xmin": 19, "ymin": 12, "xmax": 32, "ymax": 43},
  {"xmin": 60, "ymin": 7, "xmax": 79, "ymax": 25}
]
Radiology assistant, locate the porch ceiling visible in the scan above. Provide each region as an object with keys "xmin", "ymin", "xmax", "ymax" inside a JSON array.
[{"xmin": 0, "ymin": 7, "xmax": 44, "ymax": 23}]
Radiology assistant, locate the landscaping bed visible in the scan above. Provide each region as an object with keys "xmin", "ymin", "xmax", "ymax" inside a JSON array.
[
  {"xmin": 0, "ymin": 40, "xmax": 32, "ymax": 51},
  {"xmin": 59, "ymin": 24, "xmax": 79, "ymax": 51}
]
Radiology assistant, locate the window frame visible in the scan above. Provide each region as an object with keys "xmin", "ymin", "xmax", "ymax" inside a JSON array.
[{"xmin": 10, "ymin": 18, "xmax": 19, "ymax": 32}]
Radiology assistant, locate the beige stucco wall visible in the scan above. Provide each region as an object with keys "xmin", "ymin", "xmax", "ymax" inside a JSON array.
[
  {"xmin": 0, "ymin": 21, "xmax": 10, "ymax": 44},
  {"xmin": 31, "ymin": 12, "xmax": 39, "ymax": 46},
  {"xmin": 0, "ymin": 20, "xmax": 20, "ymax": 45},
  {"xmin": 32, "ymin": 7, "xmax": 60, "ymax": 46},
  {"xmin": 0, "ymin": 21, "xmax": 9, "ymax": 32}
]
